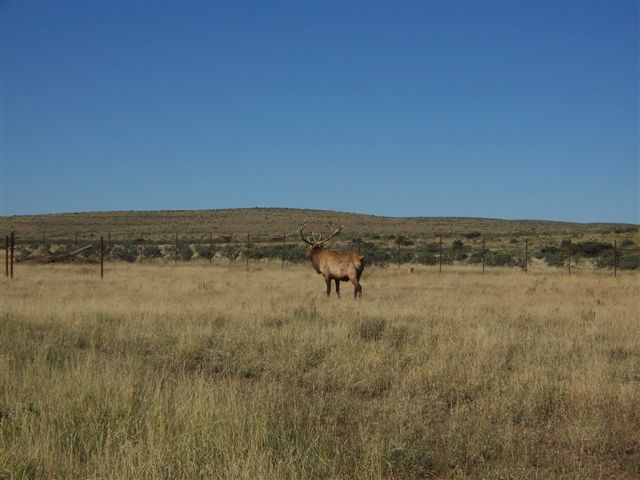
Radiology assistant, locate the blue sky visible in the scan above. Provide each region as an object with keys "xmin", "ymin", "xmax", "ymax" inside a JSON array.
[{"xmin": 1, "ymin": 1, "xmax": 638, "ymax": 223}]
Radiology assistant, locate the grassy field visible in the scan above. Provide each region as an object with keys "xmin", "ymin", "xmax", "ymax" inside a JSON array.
[{"xmin": 1, "ymin": 263, "xmax": 639, "ymax": 479}]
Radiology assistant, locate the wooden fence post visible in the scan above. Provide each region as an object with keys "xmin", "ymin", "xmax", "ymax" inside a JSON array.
[
  {"xmin": 614, "ymin": 239, "xmax": 617, "ymax": 277},
  {"xmin": 246, "ymin": 233, "xmax": 250, "ymax": 270},
  {"xmin": 175, "ymin": 233, "xmax": 178, "ymax": 265},
  {"xmin": 75, "ymin": 232, "xmax": 78, "ymax": 250},
  {"xmin": 524, "ymin": 238, "xmax": 528, "ymax": 274},
  {"xmin": 282, "ymin": 233, "xmax": 286, "ymax": 268},
  {"xmin": 5, "ymin": 235, "xmax": 8, "ymax": 277},
  {"xmin": 108, "ymin": 232, "xmax": 111, "ymax": 258},
  {"xmin": 140, "ymin": 234, "xmax": 144, "ymax": 263},
  {"xmin": 439, "ymin": 236, "xmax": 443, "ymax": 273},
  {"xmin": 397, "ymin": 241, "xmax": 400, "ymax": 269},
  {"xmin": 210, "ymin": 233, "xmax": 213, "ymax": 265},
  {"xmin": 10, "ymin": 231, "xmax": 15, "ymax": 279},
  {"xmin": 567, "ymin": 238, "xmax": 572, "ymax": 276},
  {"xmin": 100, "ymin": 236, "xmax": 104, "ymax": 279},
  {"xmin": 482, "ymin": 237, "xmax": 485, "ymax": 273}
]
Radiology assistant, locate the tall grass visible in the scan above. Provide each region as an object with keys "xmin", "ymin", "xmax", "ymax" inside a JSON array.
[{"xmin": 1, "ymin": 264, "xmax": 638, "ymax": 479}]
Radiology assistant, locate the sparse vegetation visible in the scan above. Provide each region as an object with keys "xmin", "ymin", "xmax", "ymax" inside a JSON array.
[{"xmin": 1, "ymin": 264, "xmax": 638, "ymax": 478}]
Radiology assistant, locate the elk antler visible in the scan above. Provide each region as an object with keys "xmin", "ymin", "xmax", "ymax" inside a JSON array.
[
  {"xmin": 298, "ymin": 218, "xmax": 314, "ymax": 246},
  {"xmin": 314, "ymin": 222, "xmax": 343, "ymax": 246},
  {"xmin": 298, "ymin": 218, "xmax": 343, "ymax": 247}
]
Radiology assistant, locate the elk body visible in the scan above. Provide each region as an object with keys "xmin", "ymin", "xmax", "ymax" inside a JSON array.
[{"xmin": 298, "ymin": 219, "xmax": 364, "ymax": 299}]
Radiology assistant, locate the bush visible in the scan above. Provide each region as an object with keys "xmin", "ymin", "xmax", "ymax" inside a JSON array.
[
  {"xmin": 395, "ymin": 235, "xmax": 414, "ymax": 246},
  {"xmin": 143, "ymin": 245, "xmax": 162, "ymax": 259},
  {"xmin": 221, "ymin": 244, "xmax": 241, "ymax": 262},
  {"xmin": 596, "ymin": 251, "xmax": 640, "ymax": 270},
  {"xmin": 195, "ymin": 244, "xmax": 214, "ymax": 260},
  {"xmin": 573, "ymin": 241, "xmax": 612, "ymax": 257},
  {"xmin": 537, "ymin": 245, "xmax": 565, "ymax": 267},
  {"xmin": 179, "ymin": 245, "xmax": 193, "ymax": 261},
  {"xmin": 485, "ymin": 251, "xmax": 518, "ymax": 267},
  {"xmin": 360, "ymin": 242, "xmax": 392, "ymax": 267},
  {"xmin": 111, "ymin": 243, "xmax": 138, "ymax": 262}
]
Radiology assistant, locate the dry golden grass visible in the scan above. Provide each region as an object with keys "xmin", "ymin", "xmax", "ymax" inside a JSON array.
[{"xmin": 1, "ymin": 262, "xmax": 638, "ymax": 479}]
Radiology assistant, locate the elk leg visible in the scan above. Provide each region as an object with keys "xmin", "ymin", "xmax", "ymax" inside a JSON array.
[
  {"xmin": 334, "ymin": 279, "xmax": 340, "ymax": 298},
  {"xmin": 351, "ymin": 279, "xmax": 361, "ymax": 299},
  {"xmin": 325, "ymin": 277, "xmax": 331, "ymax": 297}
]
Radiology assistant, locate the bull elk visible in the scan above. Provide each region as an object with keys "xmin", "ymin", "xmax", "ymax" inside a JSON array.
[{"xmin": 298, "ymin": 218, "xmax": 364, "ymax": 299}]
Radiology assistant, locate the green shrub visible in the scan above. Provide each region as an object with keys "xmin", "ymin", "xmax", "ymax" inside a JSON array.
[
  {"xmin": 221, "ymin": 244, "xmax": 240, "ymax": 262},
  {"xmin": 143, "ymin": 245, "xmax": 162, "ymax": 259},
  {"xmin": 195, "ymin": 244, "xmax": 214, "ymax": 260},
  {"xmin": 485, "ymin": 251, "xmax": 518, "ymax": 267},
  {"xmin": 179, "ymin": 245, "xmax": 193, "ymax": 261},
  {"xmin": 110, "ymin": 243, "xmax": 138, "ymax": 262}
]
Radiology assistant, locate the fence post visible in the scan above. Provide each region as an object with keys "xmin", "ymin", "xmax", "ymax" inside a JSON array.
[
  {"xmin": 140, "ymin": 234, "xmax": 144, "ymax": 263},
  {"xmin": 246, "ymin": 233, "xmax": 250, "ymax": 270},
  {"xmin": 614, "ymin": 239, "xmax": 617, "ymax": 277},
  {"xmin": 5, "ymin": 235, "xmax": 8, "ymax": 277},
  {"xmin": 10, "ymin": 231, "xmax": 15, "ymax": 279},
  {"xmin": 567, "ymin": 238, "xmax": 572, "ymax": 276},
  {"xmin": 100, "ymin": 236, "xmax": 104, "ymax": 279},
  {"xmin": 175, "ymin": 233, "xmax": 178, "ymax": 265},
  {"xmin": 42, "ymin": 231, "xmax": 46, "ymax": 259},
  {"xmin": 210, "ymin": 233, "xmax": 213, "ymax": 265},
  {"xmin": 75, "ymin": 232, "xmax": 78, "ymax": 250},
  {"xmin": 439, "ymin": 236, "xmax": 443, "ymax": 273},
  {"xmin": 108, "ymin": 232, "xmax": 111, "ymax": 258},
  {"xmin": 524, "ymin": 238, "xmax": 528, "ymax": 274},
  {"xmin": 482, "ymin": 237, "xmax": 485, "ymax": 273},
  {"xmin": 397, "ymin": 241, "xmax": 400, "ymax": 269},
  {"xmin": 282, "ymin": 233, "xmax": 286, "ymax": 268}
]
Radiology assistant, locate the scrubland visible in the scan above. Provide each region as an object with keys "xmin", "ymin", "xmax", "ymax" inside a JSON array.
[{"xmin": 1, "ymin": 263, "xmax": 638, "ymax": 479}]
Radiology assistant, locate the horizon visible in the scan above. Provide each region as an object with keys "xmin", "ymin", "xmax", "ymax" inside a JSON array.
[
  {"xmin": 1, "ymin": 2, "xmax": 638, "ymax": 224},
  {"xmin": 0, "ymin": 206, "xmax": 637, "ymax": 226}
]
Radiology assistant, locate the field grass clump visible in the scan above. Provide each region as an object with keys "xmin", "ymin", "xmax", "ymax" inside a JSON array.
[{"xmin": 1, "ymin": 263, "xmax": 638, "ymax": 478}]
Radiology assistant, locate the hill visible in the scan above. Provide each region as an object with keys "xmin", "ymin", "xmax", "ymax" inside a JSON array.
[{"xmin": 1, "ymin": 208, "xmax": 636, "ymax": 241}]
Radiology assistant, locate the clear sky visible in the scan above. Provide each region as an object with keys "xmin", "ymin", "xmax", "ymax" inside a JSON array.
[{"xmin": 1, "ymin": 1, "xmax": 638, "ymax": 223}]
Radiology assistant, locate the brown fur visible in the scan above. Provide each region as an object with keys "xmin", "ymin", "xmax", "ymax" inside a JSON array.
[{"xmin": 306, "ymin": 246, "xmax": 364, "ymax": 299}]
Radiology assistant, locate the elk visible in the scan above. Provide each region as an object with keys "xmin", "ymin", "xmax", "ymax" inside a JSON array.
[{"xmin": 298, "ymin": 218, "xmax": 364, "ymax": 299}]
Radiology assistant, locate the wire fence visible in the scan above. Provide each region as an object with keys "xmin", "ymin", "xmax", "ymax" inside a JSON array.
[{"xmin": 3, "ymin": 229, "xmax": 639, "ymax": 280}]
